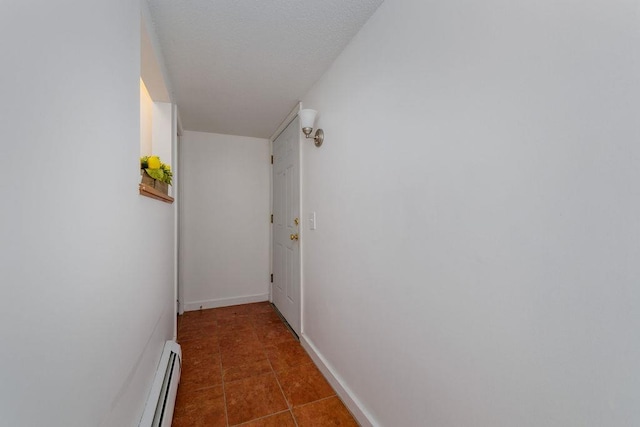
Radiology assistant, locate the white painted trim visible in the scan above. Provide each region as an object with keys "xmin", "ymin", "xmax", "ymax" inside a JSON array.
[
  {"xmin": 176, "ymin": 108, "xmax": 184, "ymax": 137},
  {"xmin": 172, "ymin": 105, "xmax": 178, "ymax": 337},
  {"xmin": 183, "ymin": 293, "xmax": 269, "ymax": 311},
  {"xmin": 297, "ymin": 118, "xmax": 304, "ymax": 335},
  {"xmin": 176, "ymin": 122, "xmax": 185, "ymax": 317},
  {"xmin": 301, "ymin": 335, "xmax": 378, "ymax": 427},
  {"xmin": 269, "ymin": 136, "xmax": 273, "ymax": 305},
  {"xmin": 172, "ymin": 105, "xmax": 182, "ymax": 323},
  {"xmin": 269, "ymin": 101, "xmax": 301, "ymax": 142}
]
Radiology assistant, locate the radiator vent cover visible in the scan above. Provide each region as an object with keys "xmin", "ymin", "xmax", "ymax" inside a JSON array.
[{"xmin": 139, "ymin": 341, "xmax": 182, "ymax": 427}]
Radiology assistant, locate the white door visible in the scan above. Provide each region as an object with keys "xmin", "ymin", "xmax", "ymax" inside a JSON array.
[{"xmin": 272, "ymin": 117, "xmax": 301, "ymax": 335}]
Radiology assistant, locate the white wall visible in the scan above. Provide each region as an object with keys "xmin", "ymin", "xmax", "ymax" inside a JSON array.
[
  {"xmin": 140, "ymin": 79, "xmax": 153, "ymax": 156},
  {"xmin": 300, "ymin": 1, "xmax": 640, "ymax": 426},
  {"xmin": 0, "ymin": 2, "xmax": 175, "ymax": 426},
  {"xmin": 152, "ymin": 102, "xmax": 173, "ymax": 167},
  {"xmin": 179, "ymin": 131, "xmax": 270, "ymax": 310}
]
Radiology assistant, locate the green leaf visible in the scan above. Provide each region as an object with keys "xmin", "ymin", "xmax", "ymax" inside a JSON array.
[{"xmin": 145, "ymin": 168, "xmax": 165, "ymax": 181}]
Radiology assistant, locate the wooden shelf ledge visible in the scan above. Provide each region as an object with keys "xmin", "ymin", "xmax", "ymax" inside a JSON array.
[{"xmin": 139, "ymin": 183, "xmax": 174, "ymax": 204}]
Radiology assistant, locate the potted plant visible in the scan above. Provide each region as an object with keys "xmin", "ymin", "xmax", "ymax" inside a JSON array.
[{"xmin": 140, "ymin": 156, "xmax": 172, "ymax": 194}]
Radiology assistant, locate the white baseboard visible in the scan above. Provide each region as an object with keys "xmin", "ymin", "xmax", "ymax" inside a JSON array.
[
  {"xmin": 300, "ymin": 335, "xmax": 378, "ymax": 427},
  {"xmin": 184, "ymin": 293, "xmax": 269, "ymax": 311}
]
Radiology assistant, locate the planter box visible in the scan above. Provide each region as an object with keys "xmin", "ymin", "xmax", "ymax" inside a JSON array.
[{"xmin": 141, "ymin": 170, "xmax": 169, "ymax": 195}]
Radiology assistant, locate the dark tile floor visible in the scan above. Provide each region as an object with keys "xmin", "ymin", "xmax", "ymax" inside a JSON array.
[{"xmin": 172, "ymin": 302, "xmax": 359, "ymax": 426}]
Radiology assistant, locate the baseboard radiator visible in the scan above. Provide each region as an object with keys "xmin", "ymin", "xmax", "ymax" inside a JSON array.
[{"xmin": 139, "ymin": 341, "xmax": 182, "ymax": 427}]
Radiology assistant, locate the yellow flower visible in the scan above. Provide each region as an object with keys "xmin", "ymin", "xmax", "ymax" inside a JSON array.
[
  {"xmin": 162, "ymin": 163, "xmax": 171, "ymax": 171},
  {"xmin": 147, "ymin": 156, "xmax": 161, "ymax": 169}
]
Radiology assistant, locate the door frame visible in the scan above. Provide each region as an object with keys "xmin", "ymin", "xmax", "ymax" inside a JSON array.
[{"xmin": 269, "ymin": 102, "xmax": 302, "ymax": 333}]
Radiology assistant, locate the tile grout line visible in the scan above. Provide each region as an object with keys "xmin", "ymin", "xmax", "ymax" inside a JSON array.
[
  {"xmin": 228, "ymin": 409, "xmax": 293, "ymax": 427},
  {"xmin": 267, "ymin": 327, "xmax": 300, "ymax": 427},
  {"xmin": 293, "ymin": 394, "xmax": 340, "ymax": 410},
  {"xmin": 228, "ymin": 307, "xmax": 291, "ymax": 425},
  {"xmin": 216, "ymin": 316, "xmax": 230, "ymax": 427}
]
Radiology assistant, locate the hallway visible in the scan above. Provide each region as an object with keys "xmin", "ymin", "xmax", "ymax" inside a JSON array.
[{"xmin": 172, "ymin": 302, "xmax": 358, "ymax": 426}]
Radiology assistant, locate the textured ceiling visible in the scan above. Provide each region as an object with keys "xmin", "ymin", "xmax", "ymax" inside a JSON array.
[{"xmin": 147, "ymin": 0, "xmax": 383, "ymax": 138}]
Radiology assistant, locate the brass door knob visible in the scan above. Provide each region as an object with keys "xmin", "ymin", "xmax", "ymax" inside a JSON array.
[{"xmin": 290, "ymin": 234, "xmax": 299, "ymax": 241}]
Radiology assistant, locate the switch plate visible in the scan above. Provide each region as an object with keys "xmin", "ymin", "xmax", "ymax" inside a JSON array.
[{"xmin": 308, "ymin": 212, "xmax": 316, "ymax": 230}]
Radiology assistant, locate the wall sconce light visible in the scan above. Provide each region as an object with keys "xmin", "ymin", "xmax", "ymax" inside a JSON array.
[{"xmin": 299, "ymin": 109, "xmax": 324, "ymax": 147}]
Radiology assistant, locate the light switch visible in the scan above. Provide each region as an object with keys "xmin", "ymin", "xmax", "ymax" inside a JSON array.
[{"xmin": 308, "ymin": 212, "xmax": 316, "ymax": 230}]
